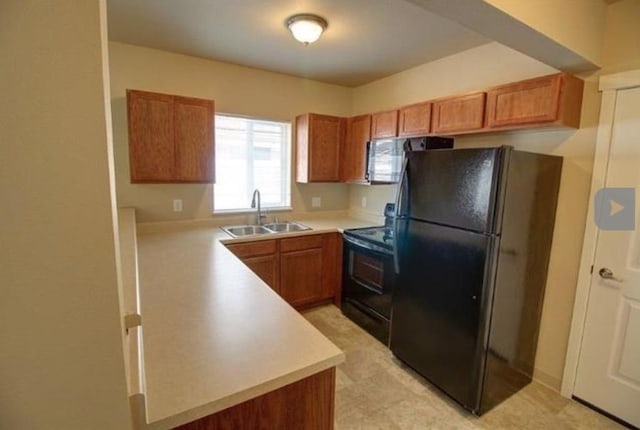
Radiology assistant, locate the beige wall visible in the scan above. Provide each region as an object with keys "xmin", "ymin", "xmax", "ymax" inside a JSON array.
[
  {"xmin": 109, "ymin": 42, "xmax": 352, "ymax": 223},
  {"xmin": 0, "ymin": 1, "xmax": 131, "ymax": 429},
  {"xmin": 349, "ymin": 42, "xmax": 601, "ymax": 390},
  {"xmin": 352, "ymin": 42, "xmax": 557, "ymax": 114},
  {"xmin": 483, "ymin": 0, "xmax": 606, "ymax": 66},
  {"xmin": 601, "ymin": 0, "xmax": 640, "ymax": 73}
]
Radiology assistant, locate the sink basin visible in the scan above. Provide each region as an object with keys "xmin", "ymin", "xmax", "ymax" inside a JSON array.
[
  {"xmin": 221, "ymin": 221, "xmax": 311, "ymax": 237},
  {"xmin": 222, "ymin": 225, "xmax": 271, "ymax": 237},
  {"xmin": 263, "ymin": 222, "xmax": 311, "ymax": 233}
]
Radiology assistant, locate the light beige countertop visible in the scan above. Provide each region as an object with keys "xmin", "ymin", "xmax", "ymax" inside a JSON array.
[{"xmin": 129, "ymin": 213, "xmax": 377, "ymax": 429}]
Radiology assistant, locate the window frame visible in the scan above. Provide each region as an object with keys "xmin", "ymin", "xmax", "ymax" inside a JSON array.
[{"xmin": 212, "ymin": 113, "xmax": 293, "ymax": 214}]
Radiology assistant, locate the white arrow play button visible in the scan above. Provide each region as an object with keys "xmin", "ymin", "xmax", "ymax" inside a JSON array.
[{"xmin": 609, "ymin": 199, "xmax": 625, "ymax": 216}]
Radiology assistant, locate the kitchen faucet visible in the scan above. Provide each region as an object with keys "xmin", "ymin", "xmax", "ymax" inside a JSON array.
[{"xmin": 250, "ymin": 189, "xmax": 266, "ymax": 225}]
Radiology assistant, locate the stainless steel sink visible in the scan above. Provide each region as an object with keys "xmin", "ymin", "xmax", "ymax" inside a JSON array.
[
  {"xmin": 221, "ymin": 221, "xmax": 311, "ymax": 237},
  {"xmin": 263, "ymin": 222, "xmax": 311, "ymax": 233},
  {"xmin": 221, "ymin": 225, "xmax": 271, "ymax": 237}
]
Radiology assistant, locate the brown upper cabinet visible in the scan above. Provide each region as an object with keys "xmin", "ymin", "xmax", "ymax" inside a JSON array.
[
  {"xmin": 342, "ymin": 115, "xmax": 371, "ymax": 183},
  {"xmin": 127, "ymin": 89, "xmax": 215, "ymax": 183},
  {"xmin": 296, "ymin": 113, "xmax": 345, "ymax": 183},
  {"xmin": 431, "ymin": 92, "xmax": 486, "ymax": 134},
  {"xmin": 486, "ymin": 73, "xmax": 583, "ymax": 129},
  {"xmin": 398, "ymin": 102, "xmax": 432, "ymax": 137},
  {"xmin": 293, "ymin": 73, "xmax": 584, "ymax": 182},
  {"xmin": 371, "ymin": 110, "xmax": 399, "ymax": 139}
]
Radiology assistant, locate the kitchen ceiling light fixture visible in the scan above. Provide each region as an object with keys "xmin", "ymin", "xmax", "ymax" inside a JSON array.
[{"xmin": 286, "ymin": 14, "xmax": 328, "ymax": 45}]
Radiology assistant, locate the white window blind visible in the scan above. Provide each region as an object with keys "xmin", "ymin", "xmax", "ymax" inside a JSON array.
[{"xmin": 214, "ymin": 115, "xmax": 291, "ymax": 212}]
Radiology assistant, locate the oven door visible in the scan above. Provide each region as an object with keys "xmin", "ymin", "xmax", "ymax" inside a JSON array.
[{"xmin": 342, "ymin": 235, "xmax": 394, "ymax": 319}]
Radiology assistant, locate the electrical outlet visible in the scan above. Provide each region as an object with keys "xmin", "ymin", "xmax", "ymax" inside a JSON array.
[
  {"xmin": 173, "ymin": 199, "xmax": 183, "ymax": 212},
  {"xmin": 361, "ymin": 197, "xmax": 367, "ymax": 208},
  {"xmin": 311, "ymin": 197, "xmax": 321, "ymax": 208}
]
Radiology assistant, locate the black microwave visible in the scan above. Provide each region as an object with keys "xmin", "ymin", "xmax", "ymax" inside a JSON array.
[{"xmin": 365, "ymin": 136, "xmax": 454, "ymax": 184}]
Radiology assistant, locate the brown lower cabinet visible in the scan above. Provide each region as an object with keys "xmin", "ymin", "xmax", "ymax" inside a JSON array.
[
  {"xmin": 243, "ymin": 255, "xmax": 279, "ymax": 293},
  {"xmin": 174, "ymin": 367, "xmax": 336, "ymax": 430},
  {"xmin": 225, "ymin": 233, "xmax": 342, "ymax": 310},
  {"xmin": 225, "ymin": 239, "xmax": 279, "ymax": 293},
  {"xmin": 280, "ymin": 248, "xmax": 323, "ymax": 307}
]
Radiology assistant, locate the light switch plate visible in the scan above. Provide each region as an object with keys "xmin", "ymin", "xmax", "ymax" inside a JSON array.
[
  {"xmin": 311, "ymin": 197, "xmax": 321, "ymax": 208},
  {"xmin": 173, "ymin": 199, "xmax": 183, "ymax": 212},
  {"xmin": 361, "ymin": 197, "xmax": 367, "ymax": 208}
]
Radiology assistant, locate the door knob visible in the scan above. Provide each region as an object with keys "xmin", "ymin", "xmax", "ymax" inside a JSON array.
[{"xmin": 598, "ymin": 267, "xmax": 623, "ymax": 282}]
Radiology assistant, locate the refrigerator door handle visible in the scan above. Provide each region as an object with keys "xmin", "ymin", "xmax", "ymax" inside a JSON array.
[{"xmin": 393, "ymin": 156, "xmax": 409, "ymax": 274}]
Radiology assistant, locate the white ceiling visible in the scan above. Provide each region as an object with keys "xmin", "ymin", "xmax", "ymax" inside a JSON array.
[{"xmin": 107, "ymin": 0, "xmax": 490, "ymax": 87}]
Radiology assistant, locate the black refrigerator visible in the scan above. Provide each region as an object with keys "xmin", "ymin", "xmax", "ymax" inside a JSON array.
[{"xmin": 390, "ymin": 146, "xmax": 562, "ymax": 415}]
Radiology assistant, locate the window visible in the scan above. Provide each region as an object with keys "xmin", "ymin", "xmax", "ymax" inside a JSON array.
[{"xmin": 214, "ymin": 115, "xmax": 291, "ymax": 212}]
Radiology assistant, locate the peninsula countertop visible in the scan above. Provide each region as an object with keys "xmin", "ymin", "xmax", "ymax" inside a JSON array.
[{"xmin": 130, "ymin": 214, "xmax": 376, "ymax": 429}]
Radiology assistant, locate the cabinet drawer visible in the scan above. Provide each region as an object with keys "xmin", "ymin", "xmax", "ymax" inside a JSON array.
[
  {"xmin": 226, "ymin": 240, "xmax": 277, "ymax": 258},
  {"xmin": 280, "ymin": 235, "xmax": 323, "ymax": 252}
]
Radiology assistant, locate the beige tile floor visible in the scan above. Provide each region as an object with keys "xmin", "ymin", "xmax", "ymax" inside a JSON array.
[{"xmin": 303, "ymin": 305, "xmax": 624, "ymax": 430}]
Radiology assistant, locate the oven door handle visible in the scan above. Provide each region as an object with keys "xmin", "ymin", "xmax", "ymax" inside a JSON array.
[
  {"xmin": 393, "ymin": 155, "xmax": 409, "ymax": 274},
  {"xmin": 351, "ymin": 277, "xmax": 384, "ymax": 296}
]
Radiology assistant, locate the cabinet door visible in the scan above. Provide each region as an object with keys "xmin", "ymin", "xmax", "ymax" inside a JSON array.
[
  {"xmin": 127, "ymin": 90, "xmax": 175, "ymax": 182},
  {"xmin": 244, "ymin": 255, "xmax": 279, "ymax": 293},
  {"xmin": 280, "ymin": 248, "xmax": 323, "ymax": 307},
  {"xmin": 371, "ymin": 110, "xmax": 398, "ymax": 138},
  {"xmin": 308, "ymin": 114, "xmax": 343, "ymax": 182},
  {"xmin": 296, "ymin": 114, "xmax": 344, "ymax": 183},
  {"xmin": 398, "ymin": 102, "xmax": 432, "ymax": 137},
  {"xmin": 342, "ymin": 115, "xmax": 371, "ymax": 183},
  {"xmin": 432, "ymin": 93, "xmax": 486, "ymax": 134},
  {"xmin": 486, "ymin": 74, "xmax": 568, "ymax": 128},
  {"xmin": 174, "ymin": 96, "xmax": 215, "ymax": 182},
  {"xmin": 226, "ymin": 240, "xmax": 279, "ymax": 292}
]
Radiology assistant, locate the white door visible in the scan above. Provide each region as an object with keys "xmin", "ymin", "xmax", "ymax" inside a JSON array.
[{"xmin": 574, "ymin": 86, "xmax": 640, "ymax": 427}]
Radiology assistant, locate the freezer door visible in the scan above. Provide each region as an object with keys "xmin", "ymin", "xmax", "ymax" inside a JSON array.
[
  {"xmin": 406, "ymin": 148, "xmax": 504, "ymax": 233},
  {"xmin": 390, "ymin": 219, "xmax": 496, "ymax": 412}
]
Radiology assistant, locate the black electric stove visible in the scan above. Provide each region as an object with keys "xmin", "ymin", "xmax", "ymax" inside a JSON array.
[{"xmin": 341, "ymin": 203, "xmax": 396, "ymax": 344}]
